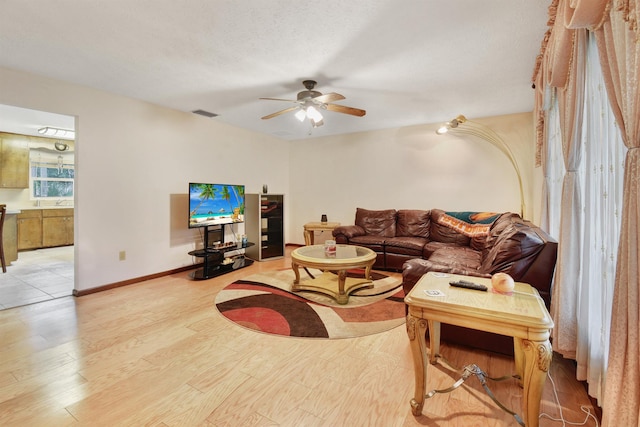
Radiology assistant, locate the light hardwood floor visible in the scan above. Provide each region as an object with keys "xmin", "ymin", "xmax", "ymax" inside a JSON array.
[{"xmin": 0, "ymin": 248, "xmax": 599, "ymax": 426}]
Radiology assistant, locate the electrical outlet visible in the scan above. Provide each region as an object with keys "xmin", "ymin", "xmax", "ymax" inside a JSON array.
[{"xmin": 119, "ymin": 250, "xmax": 126, "ymax": 261}]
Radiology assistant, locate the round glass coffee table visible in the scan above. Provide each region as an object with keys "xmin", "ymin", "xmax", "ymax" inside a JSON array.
[{"xmin": 291, "ymin": 244, "xmax": 376, "ymax": 304}]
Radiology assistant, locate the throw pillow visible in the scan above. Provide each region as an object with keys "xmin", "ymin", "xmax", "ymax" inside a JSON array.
[{"xmin": 436, "ymin": 211, "xmax": 500, "ymax": 238}]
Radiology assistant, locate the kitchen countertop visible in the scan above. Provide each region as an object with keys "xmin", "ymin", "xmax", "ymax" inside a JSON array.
[
  {"xmin": 3, "ymin": 206, "xmax": 74, "ymax": 214},
  {"xmin": 15, "ymin": 206, "xmax": 74, "ymax": 211}
]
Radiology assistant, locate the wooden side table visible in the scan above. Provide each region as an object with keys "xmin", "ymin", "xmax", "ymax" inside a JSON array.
[
  {"xmin": 405, "ymin": 272, "xmax": 553, "ymax": 427},
  {"xmin": 303, "ymin": 221, "xmax": 340, "ymax": 245}
]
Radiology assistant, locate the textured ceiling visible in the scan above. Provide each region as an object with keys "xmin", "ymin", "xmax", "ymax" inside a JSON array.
[{"xmin": 0, "ymin": 1, "xmax": 549, "ymax": 140}]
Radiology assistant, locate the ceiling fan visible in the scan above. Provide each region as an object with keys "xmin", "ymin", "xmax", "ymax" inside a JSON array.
[{"xmin": 260, "ymin": 80, "xmax": 366, "ymax": 128}]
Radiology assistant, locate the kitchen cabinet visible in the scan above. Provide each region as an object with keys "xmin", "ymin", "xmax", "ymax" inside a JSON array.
[
  {"xmin": 43, "ymin": 209, "xmax": 74, "ymax": 247},
  {"xmin": 17, "ymin": 208, "xmax": 74, "ymax": 250},
  {"xmin": 0, "ymin": 134, "xmax": 29, "ymax": 188},
  {"xmin": 17, "ymin": 210, "xmax": 43, "ymax": 250}
]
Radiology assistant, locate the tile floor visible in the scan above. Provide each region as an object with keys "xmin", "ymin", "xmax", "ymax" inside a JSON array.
[{"xmin": 0, "ymin": 245, "xmax": 74, "ymax": 310}]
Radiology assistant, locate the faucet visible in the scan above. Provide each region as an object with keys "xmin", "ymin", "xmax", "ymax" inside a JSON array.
[{"xmin": 56, "ymin": 199, "xmax": 64, "ymax": 206}]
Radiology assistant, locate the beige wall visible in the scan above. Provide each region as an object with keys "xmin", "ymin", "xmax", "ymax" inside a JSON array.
[
  {"xmin": 288, "ymin": 112, "xmax": 542, "ymax": 244},
  {"xmin": 0, "ymin": 66, "xmax": 541, "ymax": 292}
]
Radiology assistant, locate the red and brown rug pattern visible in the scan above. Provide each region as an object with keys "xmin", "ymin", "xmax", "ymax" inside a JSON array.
[{"xmin": 214, "ymin": 269, "xmax": 406, "ymax": 339}]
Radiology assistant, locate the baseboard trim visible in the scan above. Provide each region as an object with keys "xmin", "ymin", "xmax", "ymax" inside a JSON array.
[
  {"xmin": 73, "ymin": 244, "xmax": 300, "ymax": 297},
  {"xmin": 72, "ymin": 264, "xmax": 200, "ymax": 297}
]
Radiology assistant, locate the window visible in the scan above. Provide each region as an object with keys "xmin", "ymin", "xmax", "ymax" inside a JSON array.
[{"xmin": 30, "ymin": 150, "xmax": 75, "ymax": 200}]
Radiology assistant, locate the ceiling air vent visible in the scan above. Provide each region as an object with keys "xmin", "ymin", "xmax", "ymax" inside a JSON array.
[{"xmin": 192, "ymin": 109, "xmax": 218, "ymax": 118}]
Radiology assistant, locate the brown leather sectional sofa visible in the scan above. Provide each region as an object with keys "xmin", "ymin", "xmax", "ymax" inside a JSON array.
[{"xmin": 332, "ymin": 208, "xmax": 558, "ymax": 355}]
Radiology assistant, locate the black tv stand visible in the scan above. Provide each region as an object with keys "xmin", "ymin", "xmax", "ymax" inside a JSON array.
[{"xmin": 188, "ymin": 224, "xmax": 254, "ymax": 280}]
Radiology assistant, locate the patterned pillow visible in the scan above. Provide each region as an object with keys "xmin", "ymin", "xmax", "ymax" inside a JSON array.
[{"xmin": 436, "ymin": 211, "xmax": 500, "ymax": 238}]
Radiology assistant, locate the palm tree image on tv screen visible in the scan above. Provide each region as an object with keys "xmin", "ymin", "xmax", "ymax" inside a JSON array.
[{"xmin": 189, "ymin": 183, "xmax": 245, "ymax": 228}]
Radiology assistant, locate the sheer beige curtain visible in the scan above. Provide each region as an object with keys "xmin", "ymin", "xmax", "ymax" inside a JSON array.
[
  {"xmin": 578, "ymin": 34, "xmax": 625, "ymax": 404},
  {"xmin": 550, "ymin": 27, "xmax": 587, "ymax": 359},
  {"xmin": 594, "ymin": 3, "xmax": 640, "ymax": 426},
  {"xmin": 540, "ymin": 93, "xmax": 565, "ymax": 239}
]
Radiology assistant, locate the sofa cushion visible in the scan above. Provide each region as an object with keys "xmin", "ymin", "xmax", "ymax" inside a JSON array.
[
  {"xmin": 355, "ymin": 208, "xmax": 397, "ymax": 237},
  {"xmin": 403, "ymin": 258, "xmax": 489, "ymax": 280},
  {"xmin": 384, "ymin": 236, "xmax": 428, "ymax": 255},
  {"xmin": 423, "ymin": 241, "xmax": 453, "ymax": 258},
  {"xmin": 429, "ymin": 246, "xmax": 482, "ymax": 271},
  {"xmin": 471, "ymin": 235, "xmax": 487, "ymax": 252},
  {"xmin": 481, "ymin": 222, "xmax": 546, "ymax": 276},
  {"xmin": 396, "ymin": 210, "xmax": 430, "ymax": 238},
  {"xmin": 349, "ymin": 235, "xmax": 386, "ymax": 251},
  {"xmin": 483, "ymin": 212, "xmax": 522, "ymax": 259}
]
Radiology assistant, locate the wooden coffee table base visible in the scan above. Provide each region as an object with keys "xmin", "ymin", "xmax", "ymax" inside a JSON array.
[
  {"xmin": 292, "ymin": 269, "xmax": 373, "ymax": 304},
  {"xmin": 290, "ymin": 245, "xmax": 376, "ymax": 305}
]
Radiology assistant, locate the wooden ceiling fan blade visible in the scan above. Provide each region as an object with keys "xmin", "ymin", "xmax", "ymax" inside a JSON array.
[
  {"xmin": 313, "ymin": 92, "xmax": 345, "ymax": 103},
  {"xmin": 261, "ymin": 106, "xmax": 299, "ymax": 120},
  {"xmin": 325, "ymin": 104, "xmax": 366, "ymax": 117}
]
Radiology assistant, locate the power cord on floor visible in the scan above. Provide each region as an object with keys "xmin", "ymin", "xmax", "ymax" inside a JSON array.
[{"xmin": 539, "ymin": 370, "xmax": 599, "ymax": 427}]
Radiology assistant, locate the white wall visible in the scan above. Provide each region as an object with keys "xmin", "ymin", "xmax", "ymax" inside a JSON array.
[
  {"xmin": 288, "ymin": 112, "xmax": 540, "ymax": 245},
  {"xmin": 0, "ymin": 67, "xmax": 290, "ymax": 291},
  {"xmin": 1, "ymin": 66, "xmax": 542, "ymax": 292}
]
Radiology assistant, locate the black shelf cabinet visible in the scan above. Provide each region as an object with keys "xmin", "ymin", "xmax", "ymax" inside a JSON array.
[
  {"xmin": 188, "ymin": 251, "xmax": 254, "ymax": 280},
  {"xmin": 245, "ymin": 194, "xmax": 284, "ymax": 261},
  {"xmin": 188, "ymin": 224, "xmax": 254, "ymax": 280}
]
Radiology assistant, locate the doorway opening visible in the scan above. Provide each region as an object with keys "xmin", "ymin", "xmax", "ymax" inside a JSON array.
[{"xmin": 0, "ymin": 104, "xmax": 76, "ymax": 310}]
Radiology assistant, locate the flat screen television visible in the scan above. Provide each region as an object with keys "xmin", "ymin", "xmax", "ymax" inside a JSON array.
[{"xmin": 189, "ymin": 183, "xmax": 245, "ymax": 228}]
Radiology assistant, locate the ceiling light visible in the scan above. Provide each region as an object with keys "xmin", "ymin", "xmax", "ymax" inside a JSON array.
[
  {"xmin": 295, "ymin": 109, "xmax": 306, "ymax": 122},
  {"xmin": 306, "ymin": 106, "xmax": 323, "ymax": 122},
  {"xmin": 294, "ymin": 104, "xmax": 325, "ymax": 128},
  {"xmin": 38, "ymin": 126, "xmax": 75, "ymax": 139},
  {"xmin": 436, "ymin": 114, "xmax": 525, "ymax": 217}
]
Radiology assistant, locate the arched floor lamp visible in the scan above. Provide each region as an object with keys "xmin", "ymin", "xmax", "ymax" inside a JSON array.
[{"xmin": 436, "ymin": 115, "xmax": 525, "ymax": 218}]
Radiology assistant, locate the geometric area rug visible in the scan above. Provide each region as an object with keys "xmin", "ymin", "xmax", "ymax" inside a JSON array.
[{"xmin": 214, "ymin": 268, "xmax": 406, "ymax": 339}]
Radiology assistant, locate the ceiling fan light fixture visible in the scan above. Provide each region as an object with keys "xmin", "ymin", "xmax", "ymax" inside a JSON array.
[
  {"xmin": 295, "ymin": 109, "xmax": 306, "ymax": 122},
  {"xmin": 306, "ymin": 106, "xmax": 323, "ymax": 122},
  {"xmin": 260, "ymin": 80, "xmax": 365, "ymax": 130}
]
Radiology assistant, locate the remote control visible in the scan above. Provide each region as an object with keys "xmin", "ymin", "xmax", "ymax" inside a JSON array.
[{"xmin": 449, "ymin": 280, "xmax": 488, "ymax": 291}]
